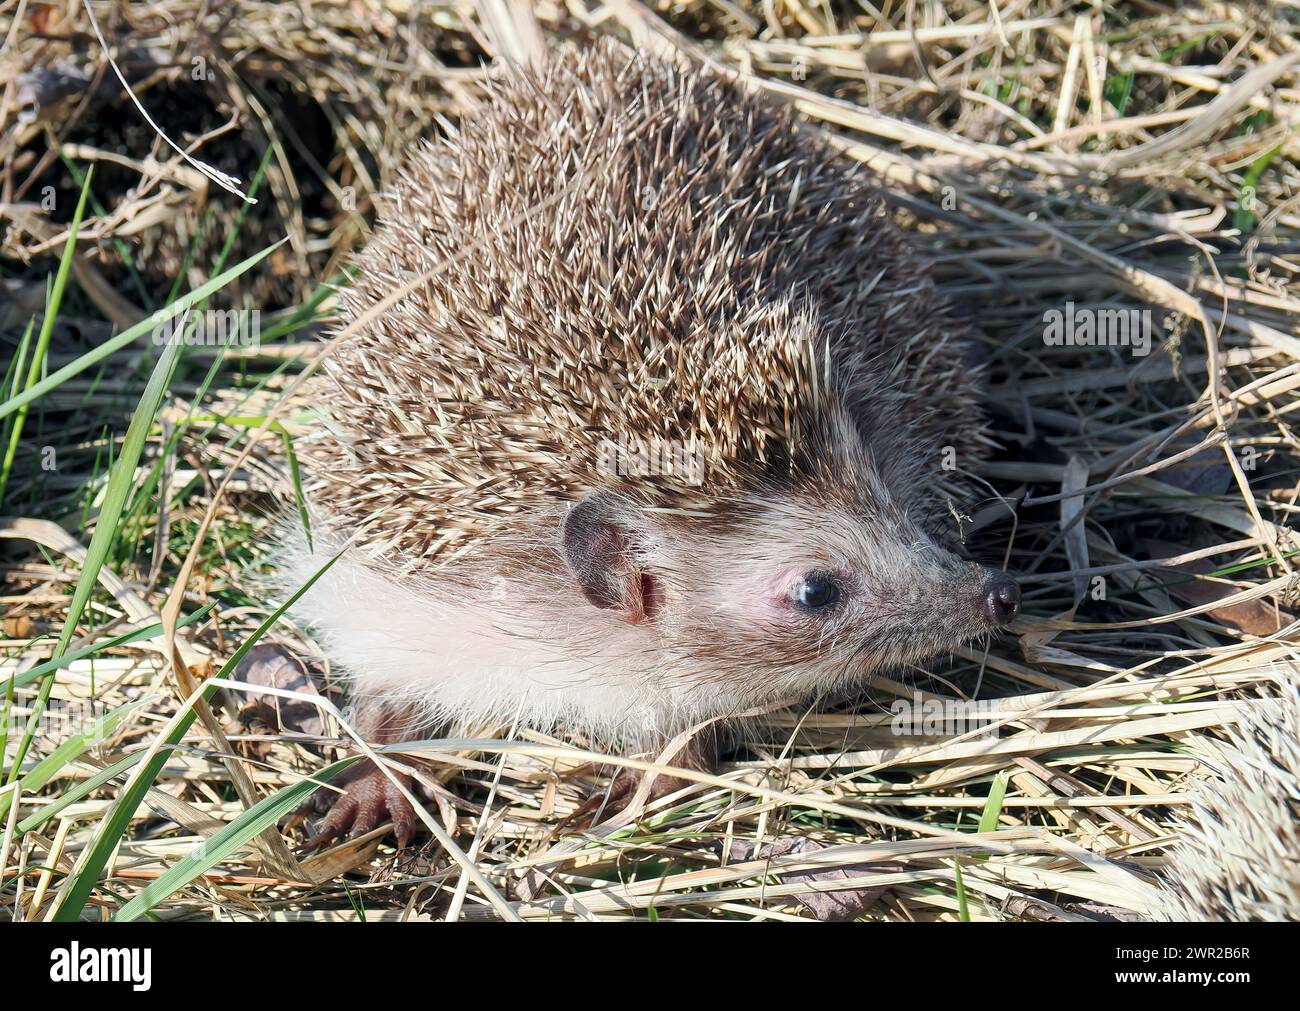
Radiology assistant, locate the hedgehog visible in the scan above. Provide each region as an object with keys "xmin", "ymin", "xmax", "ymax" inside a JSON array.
[
  {"xmin": 273, "ymin": 38, "xmax": 1021, "ymax": 847},
  {"xmin": 1151, "ymin": 682, "xmax": 1300, "ymax": 922}
]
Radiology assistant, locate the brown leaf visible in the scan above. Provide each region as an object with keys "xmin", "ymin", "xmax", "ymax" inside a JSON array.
[
  {"xmin": 28, "ymin": 4, "xmax": 60, "ymax": 34},
  {"xmin": 3, "ymin": 615, "xmax": 33, "ymax": 638},
  {"xmin": 728, "ymin": 837, "xmax": 900, "ymax": 921},
  {"xmin": 1142, "ymin": 538, "xmax": 1289, "ymax": 636}
]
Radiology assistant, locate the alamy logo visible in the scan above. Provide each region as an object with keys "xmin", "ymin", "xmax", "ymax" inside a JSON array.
[
  {"xmin": 597, "ymin": 434, "xmax": 705, "ymax": 486},
  {"xmin": 1042, "ymin": 301, "xmax": 1153, "ymax": 357},
  {"xmin": 890, "ymin": 692, "xmax": 997, "ymax": 740},
  {"xmin": 6, "ymin": 698, "xmax": 113, "ymax": 738},
  {"xmin": 151, "ymin": 308, "xmax": 261, "ymax": 349},
  {"xmin": 49, "ymin": 943, "xmax": 152, "ymax": 991}
]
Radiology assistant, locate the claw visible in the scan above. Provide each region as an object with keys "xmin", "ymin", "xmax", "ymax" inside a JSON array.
[{"xmin": 300, "ymin": 762, "xmax": 419, "ymax": 852}]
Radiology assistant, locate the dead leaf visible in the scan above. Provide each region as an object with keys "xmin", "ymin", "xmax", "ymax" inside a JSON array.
[
  {"xmin": 3, "ymin": 615, "xmax": 34, "ymax": 638},
  {"xmin": 728, "ymin": 837, "xmax": 901, "ymax": 921},
  {"xmin": 1142, "ymin": 538, "xmax": 1290, "ymax": 635},
  {"xmin": 28, "ymin": 4, "xmax": 60, "ymax": 34}
]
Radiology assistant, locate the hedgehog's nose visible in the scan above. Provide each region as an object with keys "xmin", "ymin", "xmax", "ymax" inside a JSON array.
[{"xmin": 981, "ymin": 573, "xmax": 1021, "ymax": 626}]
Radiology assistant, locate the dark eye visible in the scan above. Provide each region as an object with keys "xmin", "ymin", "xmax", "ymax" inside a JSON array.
[{"xmin": 793, "ymin": 572, "xmax": 842, "ymax": 611}]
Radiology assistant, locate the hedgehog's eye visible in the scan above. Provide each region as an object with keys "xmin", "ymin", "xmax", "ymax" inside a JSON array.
[{"xmin": 793, "ymin": 572, "xmax": 842, "ymax": 611}]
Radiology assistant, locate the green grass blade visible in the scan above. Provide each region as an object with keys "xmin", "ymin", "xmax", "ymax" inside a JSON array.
[
  {"xmin": 0, "ymin": 168, "xmax": 93, "ymax": 508},
  {"xmin": 978, "ymin": 771, "xmax": 1010, "ymax": 835},
  {"xmin": 1234, "ymin": 142, "xmax": 1283, "ymax": 232},
  {"xmin": 954, "ymin": 859, "xmax": 971, "ymax": 922},
  {"xmin": 0, "ymin": 319, "xmax": 35, "ymax": 486},
  {"xmin": 16, "ymin": 751, "xmax": 145, "ymax": 835},
  {"xmin": 0, "ymin": 660, "xmax": 12, "ymax": 781},
  {"xmin": 3, "ymin": 604, "xmax": 214, "ymax": 693},
  {"xmin": 5, "ymin": 328, "xmax": 188, "ymax": 784},
  {"xmin": 0, "ymin": 239, "xmax": 286, "ymax": 424},
  {"xmin": 60, "ymin": 156, "xmax": 151, "ymax": 308},
  {"xmin": 19, "ymin": 696, "xmax": 149, "ymax": 795},
  {"xmin": 280, "ymin": 429, "xmax": 313, "ymax": 551},
  {"xmin": 52, "ymin": 552, "xmax": 340, "ymax": 921},
  {"xmin": 113, "ymin": 756, "xmax": 357, "ymax": 922},
  {"xmin": 0, "ymin": 318, "xmax": 32, "ymax": 402}
]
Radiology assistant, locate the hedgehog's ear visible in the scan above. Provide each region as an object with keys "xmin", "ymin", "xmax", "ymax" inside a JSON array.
[{"xmin": 561, "ymin": 490, "xmax": 660, "ymax": 623}]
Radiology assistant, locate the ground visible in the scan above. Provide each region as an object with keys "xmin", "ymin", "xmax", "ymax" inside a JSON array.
[{"xmin": 0, "ymin": 1, "xmax": 1298, "ymax": 922}]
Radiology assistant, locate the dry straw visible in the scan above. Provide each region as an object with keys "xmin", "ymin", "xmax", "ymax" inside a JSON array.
[{"xmin": 1, "ymin": 0, "xmax": 1299, "ymax": 921}]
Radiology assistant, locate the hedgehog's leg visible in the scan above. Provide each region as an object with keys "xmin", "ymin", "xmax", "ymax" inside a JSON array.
[
  {"xmin": 577, "ymin": 728, "xmax": 719, "ymax": 826},
  {"xmin": 301, "ymin": 700, "xmax": 423, "ymax": 851}
]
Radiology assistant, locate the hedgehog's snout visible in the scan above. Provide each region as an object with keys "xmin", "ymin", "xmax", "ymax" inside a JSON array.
[{"xmin": 980, "ymin": 572, "xmax": 1021, "ymax": 626}]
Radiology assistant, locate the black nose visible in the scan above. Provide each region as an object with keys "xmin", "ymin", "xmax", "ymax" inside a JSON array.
[{"xmin": 982, "ymin": 573, "xmax": 1020, "ymax": 626}]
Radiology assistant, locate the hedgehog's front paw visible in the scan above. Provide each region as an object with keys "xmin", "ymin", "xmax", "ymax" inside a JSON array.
[{"xmin": 300, "ymin": 762, "xmax": 418, "ymax": 851}]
